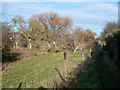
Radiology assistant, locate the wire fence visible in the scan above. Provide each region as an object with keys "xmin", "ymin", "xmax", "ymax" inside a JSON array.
[
  {"xmin": 2, "ymin": 58, "xmax": 63, "ymax": 85},
  {"xmin": 1, "ymin": 47, "xmax": 98, "ymax": 88},
  {"xmin": 1, "ymin": 54, "xmax": 63, "ymax": 76}
]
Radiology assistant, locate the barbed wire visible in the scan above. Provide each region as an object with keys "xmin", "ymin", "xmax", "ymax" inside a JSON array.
[
  {"xmin": 1, "ymin": 51, "xmax": 90, "ymax": 88},
  {"xmin": 21, "ymin": 69, "xmax": 54, "ymax": 88},
  {"xmin": 2, "ymin": 51, "xmax": 83, "ymax": 77},
  {"xmin": 21, "ymin": 63, "xmax": 62, "ymax": 88},
  {"xmin": 2, "ymin": 55, "xmax": 62, "ymax": 76},
  {"xmin": 2, "ymin": 58, "xmax": 63, "ymax": 82},
  {"xmin": 1, "ymin": 59, "xmax": 64, "ymax": 86}
]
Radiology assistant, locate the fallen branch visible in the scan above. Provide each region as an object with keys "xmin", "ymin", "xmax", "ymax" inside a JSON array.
[
  {"xmin": 55, "ymin": 68, "xmax": 66, "ymax": 83},
  {"xmin": 17, "ymin": 82, "xmax": 22, "ymax": 90}
]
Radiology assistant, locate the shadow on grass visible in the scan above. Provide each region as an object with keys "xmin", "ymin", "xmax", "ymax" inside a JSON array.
[{"xmin": 67, "ymin": 51, "xmax": 120, "ymax": 88}]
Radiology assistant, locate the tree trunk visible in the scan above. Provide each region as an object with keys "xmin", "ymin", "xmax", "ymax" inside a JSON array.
[
  {"xmin": 15, "ymin": 42, "xmax": 18, "ymax": 49},
  {"xmin": 47, "ymin": 43, "xmax": 51, "ymax": 48},
  {"xmin": 28, "ymin": 42, "xmax": 32, "ymax": 50},
  {"xmin": 52, "ymin": 41, "xmax": 57, "ymax": 48},
  {"xmin": 73, "ymin": 45, "xmax": 80, "ymax": 52},
  {"xmin": 82, "ymin": 52, "xmax": 85, "ymax": 61}
]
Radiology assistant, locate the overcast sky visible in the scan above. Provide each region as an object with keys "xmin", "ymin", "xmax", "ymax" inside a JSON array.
[{"xmin": 1, "ymin": 0, "xmax": 118, "ymax": 35}]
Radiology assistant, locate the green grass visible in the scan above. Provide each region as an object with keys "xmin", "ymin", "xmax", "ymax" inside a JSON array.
[
  {"xmin": 2, "ymin": 49, "xmax": 88, "ymax": 88},
  {"xmin": 69, "ymin": 51, "xmax": 120, "ymax": 88}
]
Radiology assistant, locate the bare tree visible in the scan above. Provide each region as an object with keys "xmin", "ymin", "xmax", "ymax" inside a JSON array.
[
  {"xmin": 30, "ymin": 12, "xmax": 73, "ymax": 48},
  {"xmin": 11, "ymin": 15, "xmax": 43, "ymax": 49},
  {"xmin": 72, "ymin": 28, "xmax": 96, "ymax": 52},
  {"xmin": 72, "ymin": 27, "xmax": 86, "ymax": 52},
  {"xmin": 100, "ymin": 22, "xmax": 118, "ymax": 40}
]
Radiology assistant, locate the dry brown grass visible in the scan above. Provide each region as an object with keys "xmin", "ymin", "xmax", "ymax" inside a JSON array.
[
  {"xmin": 2, "ymin": 47, "xmax": 47, "ymax": 71},
  {"xmin": 11, "ymin": 47, "xmax": 47, "ymax": 60}
]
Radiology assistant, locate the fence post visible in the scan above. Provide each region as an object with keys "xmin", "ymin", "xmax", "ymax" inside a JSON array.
[
  {"xmin": 64, "ymin": 52, "xmax": 66, "ymax": 60},
  {"xmin": 89, "ymin": 47, "xmax": 92, "ymax": 58},
  {"xmin": 82, "ymin": 52, "xmax": 85, "ymax": 61}
]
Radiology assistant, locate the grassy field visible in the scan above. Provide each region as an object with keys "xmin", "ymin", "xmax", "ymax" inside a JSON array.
[{"xmin": 2, "ymin": 49, "xmax": 88, "ymax": 88}]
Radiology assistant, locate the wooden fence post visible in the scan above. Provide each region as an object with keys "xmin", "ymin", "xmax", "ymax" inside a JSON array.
[
  {"xmin": 64, "ymin": 52, "xmax": 66, "ymax": 60},
  {"xmin": 89, "ymin": 47, "xmax": 92, "ymax": 58},
  {"xmin": 82, "ymin": 52, "xmax": 85, "ymax": 61}
]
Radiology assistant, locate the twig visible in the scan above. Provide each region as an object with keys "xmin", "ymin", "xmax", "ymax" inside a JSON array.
[
  {"xmin": 54, "ymin": 68, "xmax": 66, "ymax": 83},
  {"xmin": 17, "ymin": 82, "xmax": 22, "ymax": 90}
]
